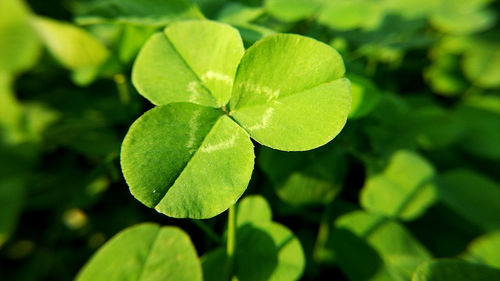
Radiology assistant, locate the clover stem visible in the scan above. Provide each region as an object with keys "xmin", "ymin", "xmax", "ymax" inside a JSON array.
[
  {"xmin": 226, "ymin": 205, "xmax": 236, "ymax": 279},
  {"xmin": 114, "ymin": 74, "xmax": 130, "ymax": 104}
]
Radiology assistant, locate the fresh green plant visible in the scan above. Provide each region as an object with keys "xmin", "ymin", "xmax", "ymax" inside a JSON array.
[{"xmin": 1, "ymin": 0, "xmax": 500, "ymax": 281}]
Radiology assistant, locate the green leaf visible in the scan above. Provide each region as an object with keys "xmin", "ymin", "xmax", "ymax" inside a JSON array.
[
  {"xmin": 348, "ymin": 74, "xmax": 380, "ymax": 119},
  {"xmin": 412, "ymin": 259, "xmax": 500, "ymax": 281},
  {"xmin": 258, "ymin": 145, "xmax": 345, "ymax": 207},
  {"xmin": 76, "ymin": 223, "xmax": 202, "ymax": 281},
  {"xmin": 413, "ymin": 106, "xmax": 463, "ymax": 150},
  {"xmin": 0, "ymin": 177, "xmax": 24, "ymax": 247},
  {"xmin": 0, "ymin": 73, "xmax": 59, "ymax": 144},
  {"xmin": 318, "ymin": 0, "xmax": 382, "ymax": 31},
  {"xmin": 236, "ymin": 193, "xmax": 272, "ymax": 226},
  {"xmin": 121, "ymin": 103, "xmax": 254, "ymax": 219},
  {"xmin": 264, "ymin": 0, "xmax": 323, "ymax": 22},
  {"xmin": 454, "ymin": 105, "xmax": 500, "ymax": 159},
  {"xmin": 430, "ymin": 0, "xmax": 496, "ymax": 35},
  {"xmin": 229, "ymin": 34, "xmax": 351, "ymax": 151},
  {"xmin": 217, "ymin": 2, "xmax": 264, "ymax": 24},
  {"xmin": 361, "ymin": 150, "xmax": 437, "ymax": 220},
  {"xmin": 202, "ymin": 195, "xmax": 305, "ymax": 281},
  {"xmin": 31, "ymin": 16, "xmax": 109, "ymax": 70},
  {"xmin": 330, "ymin": 211, "xmax": 432, "ymax": 281},
  {"xmin": 437, "ymin": 169, "xmax": 500, "ymax": 231},
  {"xmin": 0, "ymin": 0, "xmax": 41, "ymax": 74},
  {"xmin": 462, "ymin": 44, "xmax": 500, "ymax": 88},
  {"xmin": 466, "ymin": 231, "xmax": 500, "ymax": 269},
  {"xmin": 132, "ymin": 20, "xmax": 244, "ymax": 107},
  {"xmin": 75, "ymin": 0, "xmax": 203, "ymax": 26}
]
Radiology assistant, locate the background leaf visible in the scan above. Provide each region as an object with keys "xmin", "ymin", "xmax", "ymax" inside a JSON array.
[{"xmin": 76, "ymin": 223, "xmax": 203, "ymax": 281}]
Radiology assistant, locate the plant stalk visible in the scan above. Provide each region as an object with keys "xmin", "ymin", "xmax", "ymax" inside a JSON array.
[
  {"xmin": 114, "ymin": 74, "xmax": 130, "ymax": 104},
  {"xmin": 226, "ymin": 205, "xmax": 236, "ymax": 280}
]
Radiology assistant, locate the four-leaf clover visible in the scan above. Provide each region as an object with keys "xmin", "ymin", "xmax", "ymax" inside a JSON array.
[{"xmin": 121, "ymin": 20, "xmax": 351, "ymax": 219}]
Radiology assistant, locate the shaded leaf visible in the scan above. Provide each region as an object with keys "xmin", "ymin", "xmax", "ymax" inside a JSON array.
[
  {"xmin": 331, "ymin": 211, "xmax": 432, "ymax": 281},
  {"xmin": 202, "ymin": 195, "xmax": 305, "ymax": 281},
  {"xmin": 258, "ymin": 145, "xmax": 345, "ymax": 206},
  {"xmin": 76, "ymin": 0, "xmax": 202, "ymax": 26},
  {"xmin": 361, "ymin": 150, "xmax": 437, "ymax": 220},
  {"xmin": 437, "ymin": 169, "xmax": 500, "ymax": 231}
]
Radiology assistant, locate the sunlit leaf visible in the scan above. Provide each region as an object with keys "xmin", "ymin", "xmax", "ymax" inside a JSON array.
[
  {"xmin": 32, "ymin": 16, "xmax": 109, "ymax": 70},
  {"xmin": 0, "ymin": 0, "xmax": 41, "ymax": 74},
  {"xmin": 121, "ymin": 103, "xmax": 254, "ymax": 219},
  {"xmin": 132, "ymin": 20, "xmax": 244, "ymax": 107},
  {"xmin": 412, "ymin": 259, "xmax": 500, "ymax": 281},
  {"xmin": 76, "ymin": 223, "xmax": 203, "ymax": 281},
  {"xmin": 229, "ymin": 34, "xmax": 351, "ymax": 151},
  {"xmin": 264, "ymin": 0, "xmax": 323, "ymax": 22},
  {"xmin": 466, "ymin": 231, "xmax": 500, "ymax": 269}
]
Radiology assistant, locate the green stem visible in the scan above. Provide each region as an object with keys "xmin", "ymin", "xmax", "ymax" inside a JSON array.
[
  {"xmin": 226, "ymin": 206, "xmax": 236, "ymax": 280},
  {"xmin": 114, "ymin": 74, "xmax": 130, "ymax": 104}
]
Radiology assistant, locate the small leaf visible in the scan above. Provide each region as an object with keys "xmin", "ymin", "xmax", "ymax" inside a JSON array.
[
  {"xmin": 264, "ymin": 0, "xmax": 323, "ymax": 22},
  {"xmin": 0, "ymin": 0, "xmax": 41, "ymax": 74},
  {"xmin": 466, "ymin": 231, "xmax": 500, "ymax": 269},
  {"xmin": 236, "ymin": 193, "xmax": 272, "ymax": 226},
  {"xmin": 0, "ymin": 177, "xmax": 24, "ymax": 247},
  {"xmin": 331, "ymin": 211, "xmax": 432, "ymax": 281},
  {"xmin": 318, "ymin": 0, "xmax": 382, "ymax": 31},
  {"xmin": 132, "ymin": 20, "xmax": 244, "ymax": 107},
  {"xmin": 258, "ymin": 145, "xmax": 345, "ymax": 206},
  {"xmin": 412, "ymin": 259, "xmax": 500, "ymax": 281},
  {"xmin": 76, "ymin": 223, "xmax": 202, "ymax": 281},
  {"xmin": 454, "ymin": 105, "xmax": 500, "ymax": 159},
  {"xmin": 437, "ymin": 169, "xmax": 500, "ymax": 231},
  {"xmin": 229, "ymin": 34, "xmax": 351, "ymax": 151},
  {"xmin": 348, "ymin": 74, "xmax": 380, "ymax": 119},
  {"xmin": 32, "ymin": 16, "xmax": 109, "ymax": 70},
  {"xmin": 361, "ymin": 150, "xmax": 437, "ymax": 220},
  {"xmin": 75, "ymin": 0, "xmax": 202, "ymax": 26},
  {"xmin": 121, "ymin": 103, "xmax": 254, "ymax": 219},
  {"xmin": 430, "ymin": 0, "xmax": 496, "ymax": 35},
  {"xmin": 462, "ymin": 45, "xmax": 500, "ymax": 89},
  {"xmin": 202, "ymin": 195, "xmax": 305, "ymax": 281}
]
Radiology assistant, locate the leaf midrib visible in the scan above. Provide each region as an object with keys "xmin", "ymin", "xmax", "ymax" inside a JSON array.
[
  {"xmin": 135, "ymin": 227, "xmax": 161, "ymax": 281},
  {"xmin": 152, "ymin": 114, "xmax": 226, "ymax": 210},
  {"xmin": 162, "ymin": 32, "xmax": 220, "ymax": 107},
  {"xmin": 230, "ymin": 77, "xmax": 348, "ymax": 113}
]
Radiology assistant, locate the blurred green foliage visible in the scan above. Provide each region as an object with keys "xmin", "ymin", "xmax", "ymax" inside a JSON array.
[{"xmin": 1, "ymin": 0, "xmax": 499, "ymax": 280}]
